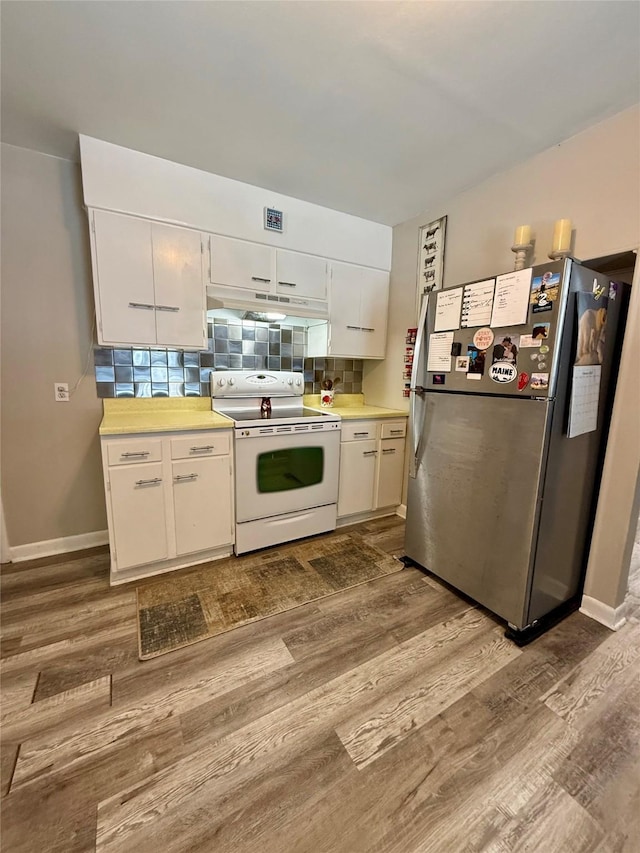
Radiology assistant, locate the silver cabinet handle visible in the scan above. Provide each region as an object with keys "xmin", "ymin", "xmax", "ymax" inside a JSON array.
[
  {"xmin": 135, "ymin": 477, "xmax": 162, "ymax": 486},
  {"xmin": 363, "ymin": 450, "xmax": 378, "ymax": 457},
  {"xmin": 382, "ymin": 448, "xmax": 396, "ymax": 454},
  {"xmin": 155, "ymin": 305, "xmax": 180, "ymax": 312},
  {"xmin": 361, "ymin": 327, "xmax": 375, "ymax": 332},
  {"xmin": 128, "ymin": 302, "xmax": 154, "ymax": 310},
  {"xmin": 251, "ymin": 276, "xmax": 271, "ymax": 283},
  {"xmin": 121, "ymin": 451, "xmax": 150, "ymax": 458},
  {"xmin": 278, "ymin": 281, "xmax": 297, "ymax": 287},
  {"xmin": 190, "ymin": 445, "xmax": 214, "ymax": 452},
  {"xmin": 346, "ymin": 325, "xmax": 361, "ymax": 331},
  {"xmin": 174, "ymin": 473, "xmax": 198, "ymax": 481}
]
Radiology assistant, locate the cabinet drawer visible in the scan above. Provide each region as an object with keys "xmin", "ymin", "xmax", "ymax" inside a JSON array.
[
  {"xmin": 381, "ymin": 421, "xmax": 407, "ymax": 440},
  {"xmin": 106, "ymin": 438, "xmax": 163, "ymax": 466},
  {"xmin": 341, "ymin": 422, "xmax": 378, "ymax": 442},
  {"xmin": 170, "ymin": 433, "xmax": 230, "ymax": 460}
]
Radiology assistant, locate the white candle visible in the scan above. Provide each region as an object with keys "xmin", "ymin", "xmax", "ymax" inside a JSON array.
[
  {"xmin": 552, "ymin": 219, "xmax": 572, "ymax": 253},
  {"xmin": 514, "ymin": 225, "xmax": 531, "ymax": 246}
]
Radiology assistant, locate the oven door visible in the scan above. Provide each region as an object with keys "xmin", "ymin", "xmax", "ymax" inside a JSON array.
[{"xmin": 234, "ymin": 429, "xmax": 340, "ymax": 523}]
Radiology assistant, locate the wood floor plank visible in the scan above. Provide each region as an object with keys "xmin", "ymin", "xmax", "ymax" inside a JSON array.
[
  {"xmin": 0, "ymin": 622, "xmax": 136, "ymax": 676},
  {"xmin": 2, "ymin": 675, "xmax": 112, "ymax": 745},
  {"xmin": 336, "ymin": 632, "xmax": 520, "ymax": 769},
  {"xmin": 11, "ymin": 636, "xmax": 294, "ymax": 790},
  {"xmin": 1, "ymin": 717, "xmax": 184, "ymax": 853},
  {"xmin": 541, "ymin": 620, "xmax": 640, "ymax": 726},
  {"xmin": 0, "ymin": 669, "xmax": 38, "ymax": 717}
]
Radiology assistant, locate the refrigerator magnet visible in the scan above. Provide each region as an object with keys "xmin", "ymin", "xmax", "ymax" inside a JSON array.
[
  {"xmin": 466, "ymin": 345, "xmax": 486, "ymax": 377},
  {"xmin": 432, "ymin": 374, "xmax": 446, "ymax": 385},
  {"xmin": 531, "ymin": 373, "xmax": 549, "ymax": 390},
  {"xmin": 609, "ymin": 282, "xmax": 618, "ymax": 301},
  {"xmin": 531, "ymin": 323, "xmax": 550, "ymax": 340},
  {"xmin": 473, "ymin": 327, "xmax": 494, "ymax": 349},
  {"xmin": 489, "ymin": 361, "xmax": 517, "ymax": 383},
  {"xmin": 519, "ymin": 333, "xmax": 542, "ymax": 348},
  {"xmin": 530, "ymin": 271, "xmax": 560, "ymax": 313},
  {"xmin": 530, "ymin": 353, "xmax": 540, "ymax": 361},
  {"xmin": 518, "ymin": 372, "xmax": 530, "ymax": 391},
  {"xmin": 539, "ymin": 344, "xmax": 550, "ymax": 354},
  {"xmin": 455, "ymin": 356, "xmax": 470, "ymax": 372}
]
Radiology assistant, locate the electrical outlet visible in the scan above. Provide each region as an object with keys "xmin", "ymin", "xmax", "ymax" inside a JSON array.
[{"xmin": 54, "ymin": 382, "xmax": 70, "ymax": 402}]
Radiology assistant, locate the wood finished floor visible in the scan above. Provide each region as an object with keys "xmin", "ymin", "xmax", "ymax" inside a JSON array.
[{"xmin": 1, "ymin": 516, "xmax": 639, "ymax": 853}]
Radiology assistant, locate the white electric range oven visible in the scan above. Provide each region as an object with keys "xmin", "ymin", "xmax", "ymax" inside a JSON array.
[{"xmin": 211, "ymin": 371, "xmax": 341, "ymax": 554}]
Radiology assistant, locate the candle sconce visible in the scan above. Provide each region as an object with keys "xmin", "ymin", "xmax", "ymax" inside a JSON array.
[
  {"xmin": 511, "ymin": 240, "xmax": 533, "ymax": 271},
  {"xmin": 511, "ymin": 225, "xmax": 532, "ymax": 271}
]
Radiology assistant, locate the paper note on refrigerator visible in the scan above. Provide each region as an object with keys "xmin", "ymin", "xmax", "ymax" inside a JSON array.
[
  {"xmin": 490, "ymin": 269, "xmax": 532, "ymax": 327},
  {"xmin": 434, "ymin": 288, "xmax": 463, "ymax": 332},
  {"xmin": 568, "ymin": 365, "xmax": 601, "ymax": 438},
  {"xmin": 427, "ymin": 332, "xmax": 454, "ymax": 372},
  {"xmin": 461, "ymin": 279, "xmax": 495, "ymax": 328}
]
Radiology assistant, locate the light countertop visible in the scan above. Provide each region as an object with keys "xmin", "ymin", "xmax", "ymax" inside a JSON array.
[
  {"xmin": 100, "ymin": 394, "xmax": 407, "ymax": 435},
  {"xmin": 303, "ymin": 394, "xmax": 407, "ymax": 420},
  {"xmin": 99, "ymin": 398, "xmax": 233, "ymax": 435}
]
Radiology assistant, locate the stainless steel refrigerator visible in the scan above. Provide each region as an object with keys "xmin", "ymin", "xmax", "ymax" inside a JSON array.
[{"xmin": 404, "ymin": 259, "xmax": 628, "ymax": 643}]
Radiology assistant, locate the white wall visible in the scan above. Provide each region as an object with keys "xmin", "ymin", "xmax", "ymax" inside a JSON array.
[
  {"xmin": 1, "ymin": 143, "xmax": 107, "ymax": 551},
  {"xmin": 366, "ymin": 104, "xmax": 640, "ymax": 619},
  {"xmin": 79, "ymin": 136, "xmax": 392, "ymax": 270}
]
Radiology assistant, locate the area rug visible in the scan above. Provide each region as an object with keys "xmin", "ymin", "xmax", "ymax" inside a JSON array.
[{"xmin": 136, "ymin": 533, "xmax": 403, "ymax": 659}]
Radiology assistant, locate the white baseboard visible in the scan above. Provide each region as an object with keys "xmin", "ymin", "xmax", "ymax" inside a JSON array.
[
  {"xmin": 579, "ymin": 594, "xmax": 627, "ymax": 631},
  {"xmin": 10, "ymin": 530, "xmax": 109, "ymax": 563},
  {"xmin": 396, "ymin": 504, "xmax": 407, "ymax": 519}
]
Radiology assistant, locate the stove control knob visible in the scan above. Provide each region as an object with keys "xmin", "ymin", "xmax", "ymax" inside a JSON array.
[
  {"xmin": 295, "ymin": 378, "xmax": 302, "ymax": 386},
  {"xmin": 217, "ymin": 378, "xmax": 226, "ymax": 387},
  {"xmin": 287, "ymin": 378, "xmax": 293, "ymax": 385},
  {"xmin": 229, "ymin": 378, "xmax": 235, "ymax": 386}
]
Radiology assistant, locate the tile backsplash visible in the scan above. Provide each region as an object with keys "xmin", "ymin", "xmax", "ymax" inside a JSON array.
[{"xmin": 94, "ymin": 318, "xmax": 363, "ymax": 398}]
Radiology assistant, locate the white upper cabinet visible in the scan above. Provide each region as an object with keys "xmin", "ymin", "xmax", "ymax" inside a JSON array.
[
  {"xmin": 209, "ymin": 235, "xmax": 273, "ymax": 291},
  {"xmin": 275, "ymin": 250, "xmax": 327, "ymax": 301},
  {"xmin": 90, "ymin": 210, "xmax": 206, "ymax": 349},
  {"xmin": 92, "ymin": 211, "xmax": 157, "ymax": 346},
  {"xmin": 152, "ymin": 224, "xmax": 207, "ymax": 348},
  {"xmin": 209, "ymin": 236, "xmax": 328, "ymax": 305},
  {"xmin": 307, "ymin": 262, "xmax": 389, "ymax": 359}
]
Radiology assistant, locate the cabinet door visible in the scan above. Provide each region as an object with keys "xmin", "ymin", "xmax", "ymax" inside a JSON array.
[
  {"xmin": 92, "ymin": 211, "xmax": 157, "ymax": 346},
  {"xmin": 375, "ymin": 439, "xmax": 405, "ymax": 509},
  {"xmin": 338, "ymin": 439, "xmax": 377, "ymax": 517},
  {"xmin": 359, "ymin": 269, "xmax": 390, "ymax": 359},
  {"xmin": 210, "ymin": 235, "xmax": 273, "ymax": 292},
  {"xmin": 327, "ymin": 262, "xmax": 364, "ymax": 357},
  {"xmin": 108, "ymin": 463, "xmax": 168, "ymax": 570},
  {"xmin": 172, "ymin": 456, "xmax": 232, "ymax": 555},
  {"xmin": 153, "ymin": 224, "xmax": 205, "ymax": 349},
  {"xmin": 276, "ymin": 250, "xmax": 327, "ymax": 301}
]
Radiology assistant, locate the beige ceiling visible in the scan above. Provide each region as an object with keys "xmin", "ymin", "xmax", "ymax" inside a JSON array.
[{"xmin": 1, "ymin": 1, "xmax": 639, "ymax": 226}]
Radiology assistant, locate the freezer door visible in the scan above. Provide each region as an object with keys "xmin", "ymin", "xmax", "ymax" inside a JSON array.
[{"xmin": 405, "ymin": 393, "xmax": 551, "ymax": 627}]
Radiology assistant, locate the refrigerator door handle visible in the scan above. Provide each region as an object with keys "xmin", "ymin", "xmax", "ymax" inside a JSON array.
[{"xmin": 409, "ymin": 295, "xmax": 430, "ymax": 478}]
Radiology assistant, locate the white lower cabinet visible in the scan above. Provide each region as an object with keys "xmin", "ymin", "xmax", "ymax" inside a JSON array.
[
  {"xmin": 109, "ymin": 462, "xmax": 169, "ymax": 570},
  {"xmin": 338, "ymin": 419, "xmax": 407, "ymax": 519},
  {"xmin": 338, "ymin": 439, "xmax": 378, "ymax": 517},
  {"xmin": 172, "ymin": 456, "xmax": 232, "ymax": 556},
  {"xmin": 101, "ymin": 430, "xmax": 234, "ymax": 583}
]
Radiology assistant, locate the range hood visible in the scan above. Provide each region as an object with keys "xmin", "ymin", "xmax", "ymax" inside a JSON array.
[{"xmin": 206, "ymin": 284, "xmax": 329, "ymax": 319}]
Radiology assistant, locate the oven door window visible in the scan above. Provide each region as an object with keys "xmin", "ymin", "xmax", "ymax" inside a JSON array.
[{"xmin": 257, "ymin": 446, "xmax": 324, "ymax": 493}]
